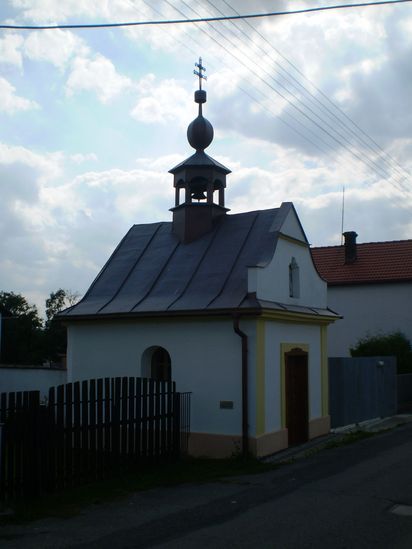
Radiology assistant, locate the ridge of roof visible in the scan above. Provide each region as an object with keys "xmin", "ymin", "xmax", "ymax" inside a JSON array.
[{"xmin": 312, "ymin": 238, "xmax": 412, "ymax": 250}]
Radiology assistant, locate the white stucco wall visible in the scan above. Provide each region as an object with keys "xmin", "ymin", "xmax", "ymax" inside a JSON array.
[
  {"xmin": 250, "ymin": 238, "xmax": 327, "ymax": 309},
  {"xmin": 263, "ymin": 321, "xmax": 323, "ymax": 433},
  {"xmin": 279, "ymin": 207, "xmax": 305, "ymax": 241},
  {"xmin": 0, "ymin": 367, "xmax": 67, "ymax": 398},
  {"xmin": 67, "ymin": 318, "xmax": 257, "ymax": 437},
  {"xmin": 327, "ymin": 283, "xmax": 412, "ymax": 356}
]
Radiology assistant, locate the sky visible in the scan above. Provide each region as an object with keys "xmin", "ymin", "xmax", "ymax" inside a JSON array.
[{"xmin": 1, "ymin": 0, "xmax": 412, "ymax": 316}]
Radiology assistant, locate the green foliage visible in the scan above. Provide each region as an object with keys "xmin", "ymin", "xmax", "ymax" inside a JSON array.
[
  {"xmin": 45, "ymin": 288, "xmax": 80, "ymax": 327},
  {"xmin": 0, "ymin": 289, "xmax": 79, "ymax": 365},
  {"xmin": 44, "ymin": 289, "xmax": 80, "ymax": 363},
  {"xmin": 0, "ymin": 291, "xmax": 43, "ymax": 365},
  {"xmin": 350, "ymin": 331, "xmax": 412, "ymax": 374}
]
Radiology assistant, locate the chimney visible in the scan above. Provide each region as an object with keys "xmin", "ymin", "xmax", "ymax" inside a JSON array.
[{"xmin": 343, "ymin": 231, "xmax": 358, "ymax": 264}]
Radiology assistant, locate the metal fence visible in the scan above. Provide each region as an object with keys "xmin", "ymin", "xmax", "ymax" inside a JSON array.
[
  {"xmin": 0, "ymin": 377, "xmax": 191, "ymax": 501},
  {"xmin": 329, "ymin": 356, "xmax": 397, "ymax": 428}
]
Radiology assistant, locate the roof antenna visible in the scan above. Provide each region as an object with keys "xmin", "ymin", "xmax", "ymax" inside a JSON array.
[{"xmin": 340, "ymin": 185, "xmax": 345, "ymax": 245}]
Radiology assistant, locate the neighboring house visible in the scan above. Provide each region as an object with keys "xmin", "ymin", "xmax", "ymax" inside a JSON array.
[
  {"xmin": 312, "ymin": 232, "xmax": 412, "ymax": 357},
  {"xmin": 60, "ymin": 65, "xmax": 339, "ymax": 458}
]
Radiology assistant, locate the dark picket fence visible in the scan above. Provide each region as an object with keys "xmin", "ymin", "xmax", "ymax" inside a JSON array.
[{"xmin": 0, "ymin": 377, "xmax": 190, "ymax": 501}]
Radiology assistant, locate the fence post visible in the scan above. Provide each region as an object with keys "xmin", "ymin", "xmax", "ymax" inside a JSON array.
[
  {"xmin": 0, "ymin": 423, "xmax": 3, "ymax": 498},
  {"xmin": 173, "ymin": 392, "xmax": 181, "ymax": 458},
  {"xmin": 26, "ymin": 391, "xmax": 41, "ymax": 498}
]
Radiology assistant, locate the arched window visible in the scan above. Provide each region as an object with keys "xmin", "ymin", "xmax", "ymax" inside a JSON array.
[
  {"xmin": 141, "ymin": 346, "xmax": 171, "ymax": 381},
  {"xmin": 289, "ymin": 257, "xmax": 300, "ymax": 298},
  {"xmin": 151, "ymin": 347, "xmax": 171, "ymax": 381}
]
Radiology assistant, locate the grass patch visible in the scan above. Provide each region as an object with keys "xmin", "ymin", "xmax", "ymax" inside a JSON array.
[
  {"xmin": 325, "ymin": 430, "xmax": 376, "ymax": 449},
  {"xmin": 0, "ymin": 456, "xmax": 277, "ymax": 525}
]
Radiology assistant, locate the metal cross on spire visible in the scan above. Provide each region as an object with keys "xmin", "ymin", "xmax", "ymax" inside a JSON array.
[{"xmin": 194, "ymin": 57, "xmax": 207, "ymax": 90}]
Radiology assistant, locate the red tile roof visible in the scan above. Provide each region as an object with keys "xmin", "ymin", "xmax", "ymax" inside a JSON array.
[{"xmin": 311, "ymin": 240, "xmax": 412, "ymax": 285}]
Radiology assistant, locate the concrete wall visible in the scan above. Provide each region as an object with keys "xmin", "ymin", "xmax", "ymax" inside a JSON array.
[
  {"xmin": 327, "ymin": 283, "xmax": 412, "ymax": 356},
  {"xmin": 67, "ymin": 317, "xmax": 255, "ymax": 438},
  {"xmin": 329, "ymin": 356, "xmax": 397, "ymax": 428},
  {"xmin": 0, "ymin": 366, "xmax": 67, "ymax": 398}
]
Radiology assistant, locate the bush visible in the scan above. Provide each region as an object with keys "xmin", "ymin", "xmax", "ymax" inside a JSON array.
[{"xmin": 350, "ymin": 331, "xmax": 412, "ymax": 374}]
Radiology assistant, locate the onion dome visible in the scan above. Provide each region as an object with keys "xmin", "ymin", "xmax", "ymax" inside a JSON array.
[{"xmin": 187, "ymin": 90, "xmax": 214, "ymax": 151}]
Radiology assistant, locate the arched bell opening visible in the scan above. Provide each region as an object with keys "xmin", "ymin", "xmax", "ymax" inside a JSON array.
[
  {"xmin": 189, "ymin": 176, "xmax": 209, "ymax": 202},
  {"xmin": 213, "ymin": 178, "xmax": 225, "ymax": 207}
]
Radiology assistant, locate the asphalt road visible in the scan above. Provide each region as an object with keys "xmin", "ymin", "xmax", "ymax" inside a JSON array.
[{"xmin": 2, "ymin": 423, "xmax": 412, "ymax": 548}]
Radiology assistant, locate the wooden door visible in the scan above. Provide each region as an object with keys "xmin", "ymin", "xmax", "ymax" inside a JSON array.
[{"xmin": 285, "ymin": 349, "xmax": 309, "ymax": 446}]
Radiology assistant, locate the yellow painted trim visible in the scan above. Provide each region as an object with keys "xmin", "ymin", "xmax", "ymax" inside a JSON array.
[
  {"xmin": 261, "ymin": 309, "xmax": 337, "ymax": 325},
  {"xmin": 280, "ymin": 343, "xmax": 309, "ymax": 428},
  {"xmin": 278, "ymin": 233, "xmax": 308, "ymax": 247},
  {"xmin": 65, "ymin": 309, "xmax": 338, "ymax": 327},
  {"xmin": 320, "ymin": 326, "xmax": 329, "ymax": 416},
  {"xmin": 256, "ymin": 319, "xmax": 265, "ymax": 436}
]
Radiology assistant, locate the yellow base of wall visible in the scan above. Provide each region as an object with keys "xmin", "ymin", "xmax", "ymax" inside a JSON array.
[
  {"xmin": 251, "ymin": 429, "xmax": 288, "ymax": 457},
  {"xmin": 188, "ymin": 432, "xmax": 243, "ymax": 459},
  {"xmin": 189, "ymin": 417, "xmax": 331, "ymax": 459},
  {"xmin": 309, "ymin": 415, "xmax": 331, "ymax": 439}
]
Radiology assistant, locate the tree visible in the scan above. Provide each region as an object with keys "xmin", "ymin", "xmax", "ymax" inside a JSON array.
[
  {"xmin": 45, "ymin": 288, "xmax": 80, "ymax": 327},
  {"xmin": 44, "ymin": 289, "xmax": 80, "ymax": 363},
  {"xmin": 0, "ymin": 291, "xmax": 43, "ymax": 365},
  {"xmin": 350, "ymin": 331, "xmax": 412, "ymax": 374}
]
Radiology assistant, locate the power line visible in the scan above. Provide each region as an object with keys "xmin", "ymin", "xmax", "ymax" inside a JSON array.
[
  {"xmin": 138, "ymin": 0, "xmax": 334, "ymax": 158},
  {"xmin": 214, "ymin": 0, "xmax": 411, "ymax": 191},
  {"xmin": 163, "ymin": 0, "xmax": 340, "ymax": 154},
  {"xmin": 171, "ymin": 0, "xmax": 409, "ymax": 190},
  {"xmin": 220, "ymin": 0, "xmax": 411, "ymax": 185},
  {"xmin": 1, "ymin": 0, "xmax": 411, "ymax": 30}
]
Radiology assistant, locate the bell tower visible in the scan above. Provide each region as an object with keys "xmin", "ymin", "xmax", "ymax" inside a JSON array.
[{"xmin": 170, "ymin": 58, "xmax": 231, "ymax": 243}]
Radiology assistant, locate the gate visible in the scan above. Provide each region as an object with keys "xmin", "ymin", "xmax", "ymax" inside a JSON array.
[{"xmin": 0, "ymin": 377, "xmax": 191, "ymax": 501}]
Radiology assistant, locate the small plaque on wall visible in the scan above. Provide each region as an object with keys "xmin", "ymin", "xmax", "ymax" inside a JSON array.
[{"xmin": 220, "ymin": 400, "xmax": 234, "ymax": 409}]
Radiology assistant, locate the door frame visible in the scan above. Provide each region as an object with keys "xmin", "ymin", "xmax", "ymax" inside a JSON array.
[{"xmin": 280, "ymin": 343, "xmax": 310, "ymax": 438}]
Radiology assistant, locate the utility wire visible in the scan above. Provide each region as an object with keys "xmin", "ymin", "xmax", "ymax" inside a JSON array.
[
  {"xmin": 162, "ymin": 0, "xmax": 339, "ymax": 156},
  {"xmin": 212, "ymin": 0, "xmax": 410, "ymax": 191},
  {"xmin": 144, "ymin": 0, "xmax": 404, "ymax": 192},
  {"xmin": 221, "ymin": 0, "xmax": 410, "ymax": 184},
  {"xmin": 1, "ymin": 0, "xmax": 411, "ymax": 30},
  {"xmin": 139, "ymin": 0, "xmax": 335, "ymax": 157},
  {"xmin": 220, "ymin": 0, "xmax": 411, "ymax": 185},
  {"xmin": 172, "ymin": 0, "xmax": 407, "ymax": 189}
]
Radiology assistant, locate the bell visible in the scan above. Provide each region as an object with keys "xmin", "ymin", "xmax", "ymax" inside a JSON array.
[{"xmin": 191, "ymin": 190, "xmax": 207, "ymax": 201}]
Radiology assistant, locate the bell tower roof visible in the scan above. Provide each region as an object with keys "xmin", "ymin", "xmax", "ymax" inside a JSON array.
[{"xmin": 170, "ymin": 58, "xmax": 231, "ymax": 244}]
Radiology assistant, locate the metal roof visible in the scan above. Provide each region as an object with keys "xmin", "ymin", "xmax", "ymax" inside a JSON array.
[
  {"xmin": 61, "ymin": 204, "xmax": 337, "ymax": 320},
  {"xmin": 169, "ymin": 150, "xmax": 231, "ymax": 174}
]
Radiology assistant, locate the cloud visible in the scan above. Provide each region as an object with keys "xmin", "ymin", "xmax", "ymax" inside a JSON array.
[
  {"xmin": 23, "ymin": 29, "xmax": 88, "ymax": 69},
  {"xmin": 10, "ymin": 0, "xmax": 111, "ymax": 23},
  {"xmin": 70, "ymin": 153, "xmax": 98, "ymax": 164},
  {"xmin": 0, "ymin": 34, "xmax": 24, "ymax": 67},
  {"xmin": 66, "ymin": 54, "xmax": 132, "ymax": 102},
  {"xmin": 0, "ymin": 78, "xmax": 39, "ymax": 113},
  {"xmin": 0, "ymin": 144, "xmax": 175, "ymax": 313},
  {"xmin": 131, "ymin": 74, "xmax": 192, "ymax": 125},
  {"xmin": 0, "ymin": 142, "xmax": 63, "ymax": 181}
]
